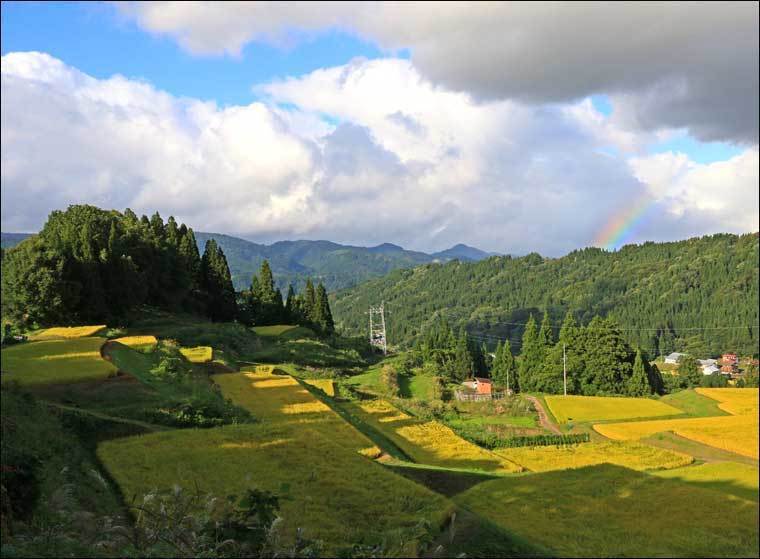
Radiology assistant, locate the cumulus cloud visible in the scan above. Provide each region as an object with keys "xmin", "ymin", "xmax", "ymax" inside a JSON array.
[
  {"xmin": 118, "ymin": 1, "xmax": 759, "ymax": 144},
  {"xmin": 2, "ymin": 52, "xmax": 758, "ymax": 255}
]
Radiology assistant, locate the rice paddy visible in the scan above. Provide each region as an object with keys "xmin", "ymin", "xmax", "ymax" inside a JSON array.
[
  {"xmin": 544, "ymin": 394, "xmax": 684, "ymax": 424},
  {"xmin": 97, "ymin": 368, "xmax": 453, "ymax": 554},
  {"xmin": 303, "ymin": 378, "xmax": 336, "ymax": 396},
  {"xmin": 495, "ymin": 441, "xmax": 693, "ymax": 473},
  {"xmin": 112, "ymin": 335, "xmax": 158, "ymax": 351},
  {"xmin": 653, "ymin": 462, "xmax": 759, "ymax": 502},
  {"xmin": 179, "ymin": 345, "xmax": 213, "ymax": 363},
  {"xmin": 27, "ymin": 325, "xmax": 107, "ymax": 341},
  {"xmin": 1, "ymin": 337, "xmax": 116, "ymax": 386},
  {"xmin": 346, "ymin": 399, "xmax": 523, "ymax": 473},
  {"xmin": 455, "ymin": 463, "xmax": 759, "ymax": 557},
  {"xmin": 594, "ymin": 413, "xmax": 759, "ymax": 459},
  {"xmin": 695, "ymin": 388, "xmax": 759, "ymax": 416}
]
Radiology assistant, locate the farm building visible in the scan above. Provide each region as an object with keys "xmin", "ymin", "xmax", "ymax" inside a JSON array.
[
  {"xmin": 721, "ymin": 353, "xmax": 739, "ymax": 365},
  {"xmin": 456, "ymin": 377, "xmax": 503, "ymax": 401},
  {"xmin": 702, "ymin": 364, "xmax": 720, "ymax": 375},
  {"xmin": 462, "ymin": 377, "xmax": 492, "ymax": 395},
  {"xmin": 665, "ymin": 352, "xmax": 686, "ymax": 364}
]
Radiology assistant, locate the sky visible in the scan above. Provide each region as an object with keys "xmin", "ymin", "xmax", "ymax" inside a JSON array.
[{"xmin": 1, "ymin": 1, "xmax": 758, "ymax": 255}]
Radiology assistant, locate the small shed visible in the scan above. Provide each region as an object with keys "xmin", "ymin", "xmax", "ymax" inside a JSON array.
[
  {"xmin": 665, "ymin": 352, "xmax": 686, "ymax": 364},
  {"xmin": 473, "ymin": 377, "xmax": 492, "ymax": 395}
]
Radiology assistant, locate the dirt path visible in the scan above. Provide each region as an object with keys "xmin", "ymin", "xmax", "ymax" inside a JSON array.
[{"xmin": 525, "ymin": 395, "xmax": 562, "ymax": 435}]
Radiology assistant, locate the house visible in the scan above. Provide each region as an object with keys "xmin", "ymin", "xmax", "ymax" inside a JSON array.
[
  {"xmin": 461, "ymin": 377, "xmax": 493, "ymax": 395},
  {"xmin": 702, "ymin": 364, "xmax": 720, "ymax": 375},
  {"xmin": 721, "ymin": 364, "xmax": 736, "ymax": 375},
  {"xmin": 722, "ymin": 353, "xmax": 738, "ymax": 366},
  {"xmin": 698, "ymin": 359, "xmax": 717, "ymax": 367},
  {"xmin": 665, "ymin": 352, "xmax": 686, "ymax": 364}
]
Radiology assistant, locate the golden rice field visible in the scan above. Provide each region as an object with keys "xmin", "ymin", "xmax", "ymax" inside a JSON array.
[
  {"xmin": 96, "ymin": 368, "xmax": 454, "ymax": 553},
  {"xmin": 653, "ymin": 462, "xmax": 759, "ymax": 502},
  {"xmin": 1, "ymin": 337, "xmax": 116, "ymax": 386},
  {"xmin": 544, "ymin": 394, "xmax": 683, "ymax": 424},
  {"xmin": 179, "ymin": 346, "xmax": 213, "ymax": 363},
  {"xmin": 303, "ymin": 378, "xmax": 335, "ymax": 397},
  {"xmin": 594, "ymin": 413, "xmax": 759, "ymax": 459},
  {"xmin": 112, "ymin": 335, "xmax": 158, "ymax": 351},
  {"xmin": 27, "ymin": 325, "xmax": 107, "ymax": 341},
  {"xmin": 456, "ymin": 463, "xmax": 758, "ymax": 557},
  {"xmin": 495, "ymin": 441, "xmax": 692, "ymax": 473},
  {"xmin": 347, "ymin": 399, "xmax": 522, "ymax": 473},
  {"xmin": 696, "ymin": 388, "xmax": 759, "ymax": 416}
]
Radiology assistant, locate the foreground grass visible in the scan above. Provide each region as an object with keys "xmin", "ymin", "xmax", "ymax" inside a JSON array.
[
  {"xmin": 696, "ymin": 388, "xmax": 759, "ymax": 416},
  {"xmin": 595, "ymin": 413, "xmax": 760, "ymax": 459},
  {"xmin": 27, "ymin": 325, "xmax": 107, "ymax": 341},
  {"xmin": 652, "ymin": 462, "xmax": 759, "ymax": 502},
  {"xmin": 251, "ymin": 324, "xmax": 314, "ymax": 339},
  {"xmin": 456, "ymin": 463, "xmax": 759, "ymax": 557},
  {"xmin": 344, "ymin": 399, "xmax": 523, "ymax": 474},
  {"xmin": 545, "ymin": 395, "xmax": 683, "ymax": 424},
  {"xmin": 494, "ymin": 441, "xmax": 692, "ymax": 473},
  {"xmin": 1, "ymin": 337, "xmax": 116, "ymax": 386}
]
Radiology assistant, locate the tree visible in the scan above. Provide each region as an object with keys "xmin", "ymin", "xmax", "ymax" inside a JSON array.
[
  {"xmin": 627, "ymin": 349, "xmax": 651, "ymax": 396},
  {"xmin": 518, "ymin": 315, "xmax": 541, "ymax": 391},
  {"xmin": 452, "ymin": 329, "xmax": 474, "ymax": 382},
  {"xmin": 284, "ymin": 284, "xmax": 297, "ymax": 321},
  {"xmin": 678, "ymin": 355, "xmax": 702, "ymax": 388},
  {"xmin": 201, "ymin": 239, "xmax": 236, "ymax": 322},
  {"xmin": 538, "ymin": 311, "xmax": 554, "ymax": 348},
  {"xmin": 492, "ymin": 340, "xmax": 516, "ymax": 391},
  {"xmin": 701, "ymin": 372, "xmax": 728, "ymax": 388},
  {"xmin": 313, "ymin": 283, "xmax": 335, "ymax": 334},
  {"xmin": 304, "ymin": 279, "xmax": 316, "ymax": 323}
]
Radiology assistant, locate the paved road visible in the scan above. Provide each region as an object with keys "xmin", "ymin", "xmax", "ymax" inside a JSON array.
[{"xmin": 525, "ymin": 395, "xmax": 562, "ymax": 434}]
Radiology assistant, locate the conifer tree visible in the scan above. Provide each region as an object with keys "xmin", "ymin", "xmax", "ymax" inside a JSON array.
[
  {"xmin": 627, "ymin": 349, "xmax": 651, "ymax": 396},
  {"xmin": 304, "ymin": 279, "xmax": 316, "ymax": 323},
  {"xmin": 518, "ymin": 315, "xmax": 541, "ymax": 391},
  {"xmin": 538, "ymin": 310, "xmax": 554, "ymax": 349},
  {"xmin": 453, "ymin": 329, "xmax": 474, "ymax": 381},
  {"xmin": 285, "ymin": 284, "xmax": 297, "ymax": 321},
  {"xmin": 201, "ymin": 239, "xmax": 236, "ymax": 321},
  {"xmin": 313, "ymin": 283, "xmax": 335, "ymax": 334}
]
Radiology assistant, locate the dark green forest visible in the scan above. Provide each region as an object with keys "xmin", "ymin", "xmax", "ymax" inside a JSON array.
[
  {"xmin": 1, "ymin": 206, "xmax": 334, "ymax": 333},
  {"xmin": 332, "ymin": 233, "xmax": 759, "ymax": 359}
]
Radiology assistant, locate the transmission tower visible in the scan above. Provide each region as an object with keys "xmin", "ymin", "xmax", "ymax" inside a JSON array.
[{"xmin": 368, "ymin": 302, "xmax": 387, "ymax": 355}]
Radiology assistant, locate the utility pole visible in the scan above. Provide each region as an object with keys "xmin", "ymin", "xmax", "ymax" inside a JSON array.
[
  {"xmin": 563, "ymin": 342, "xmax": 567, "ymax": 396},
  {"xmin": 368, "ymin": 302, "xmax": 387, "ymax": 355}
]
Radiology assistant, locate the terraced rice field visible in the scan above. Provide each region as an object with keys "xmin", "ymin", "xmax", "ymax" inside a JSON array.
[
  {"xmin": 346, "ymin": 399, "xmax": 522, "ymax": 473},
  {"xmin": 696, "ymin": 388, "xmax": 759, "ymax": 416},
  {"xmin": 27, "ymin": 325, "xmax": 107, "ymax": 341},
  {"xmin": 303, "ymin": 378, "xmax": 335, "ymax": 396},
  {"xmin": 1, "ymin": 337, "xmax": 116, "ymax": 386},
  {"xmin": 594, "ymin": 414, "xmax": 759, "ymax": 459},
  {"xmin": 545, "ymin": 395, "xmax": 683, "ymax": 424},
  {"xmin": 99, "ymin": 368, "xmax": 454, "ymax": 553},
  {"xmin": 653, "ymin": 462, "xmax": 759, "ymax": 502},
  {"xmin": 495, "ymin": 441, "xmax": 692, "ymax": 473},
  {"xmin": 179, "ymin": 346, "xmax": 213, "ymax": 363},
  {"xmin": 455, "ymin": 463, "xmax": 759, "ymax": 557},
  {"xmin": 112, "ymin": 335, "xmax": 158, "ymax": 351}
]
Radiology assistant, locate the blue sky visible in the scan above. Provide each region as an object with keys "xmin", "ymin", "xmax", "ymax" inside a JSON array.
[
  {"xmin": 1, "ymin": 1, "xmax": 391, "ymax": 106},
  {"xmin": 1, "ymin": 2, "xmax": 757, "ymax": 253}
]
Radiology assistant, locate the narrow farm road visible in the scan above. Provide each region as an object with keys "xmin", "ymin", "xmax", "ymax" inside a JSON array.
[{"xmin": 525, "ymin": 396, "xmax": 562, "ymax": 435}]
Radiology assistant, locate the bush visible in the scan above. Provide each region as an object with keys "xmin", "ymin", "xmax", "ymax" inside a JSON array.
[
  {"xmin": 144, "ymin": 396, "xmax": 252, "ymax": 428},
  {"xmin": 380, "ymin": 365, "xmax": 400, "ymax": 397},
  {"xmin": 459, "ymin": 429, "xmax": 590, "ymax": 449}
]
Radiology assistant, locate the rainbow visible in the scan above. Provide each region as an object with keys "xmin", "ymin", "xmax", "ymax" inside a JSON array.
[{"xmin": 594, "ymin": 193, "xmax": 655, "ymax": 251}]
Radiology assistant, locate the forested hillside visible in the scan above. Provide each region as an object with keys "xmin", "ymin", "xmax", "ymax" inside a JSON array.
[{"xmin": 332, "ymin": 233, "xmax": 759, "ymax": 358}]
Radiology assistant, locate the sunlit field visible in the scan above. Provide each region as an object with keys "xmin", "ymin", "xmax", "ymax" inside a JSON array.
[
  {"xmin": 696, "ymin": 388, "xmax": 759, "ymax": 416},
  {"xmin": 112, "ymin": 335, "xmax": 158, "ymax": 351},
  {"xmin": 303, "ymin": 378, "xmax": 335, "ymax": 396},
  {"xmin": 456, "ymin": 464, "xmax": 759, "ymax": 557},
  {"xmin": 545, "ymin": 394, "xmax": 683, "ymax": 423},
  {"xmin": 653, "ymin": 461, "xmax": 759, "ymax": 502},
  {"xmin": 594, "ymin": 414, "xmax": 759, "ymax": 459},
  {"xmin": 495, "ymin": 440, "xmax": 692, "ymax": 473},
  {"xmin": 27, "ymin": 325, "xmax": 107, "ymax": 341},
  {"xmin": 1, "ymin": 337, "xmax": 116, "ymax": 386},
  {"xmin": 179, "ymin": 346, "xmax": 213, "ymax": 363},
  {"xmin": 347, "ymin": 398, "xmax": 523, "ymax": 473}
]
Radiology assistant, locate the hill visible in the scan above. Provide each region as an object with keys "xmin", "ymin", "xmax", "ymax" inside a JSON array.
[
  {"xmin": 1, "ymin": 232, "xmax": 32, "ymax": 248},
  {"xmin": 331, "ymin": 233, "xmax": 759, "ymax": 357},
  {"xmin": 192, "ymin": 233, "xmax": 493, "ymax": 291}
]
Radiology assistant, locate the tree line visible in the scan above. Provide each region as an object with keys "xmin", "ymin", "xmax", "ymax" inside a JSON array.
[
  {"xmin": 1, "ymin": 205, "xmax": 334, "ymax": 334},
  {"xmin": 332, "ymin": 233, "xmax": 759, "ymax": 358}
]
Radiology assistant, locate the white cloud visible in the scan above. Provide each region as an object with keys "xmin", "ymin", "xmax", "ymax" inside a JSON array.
[
  {"xmin": 2, "ymin": 52, "xmax": 758, "ymax": 255},
  {"xmin": 119, "ymin": 1, "xmax": 759, "ymax": 144}
]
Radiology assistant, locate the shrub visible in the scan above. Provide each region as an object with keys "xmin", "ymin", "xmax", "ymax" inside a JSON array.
[{"xmin": 380, "ymin": 365, "xmax": 400, "ymax": 397}]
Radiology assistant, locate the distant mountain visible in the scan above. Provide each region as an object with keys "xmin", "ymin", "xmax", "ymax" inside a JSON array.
[
  {"xmin": 1, "ymin": 232, "xmax": 32, "ymax": 248},
  {"xmin": 2, "ymin": 229, "xmax": 495, "ymax": 291},
  {"xmin": 193, "ymin": 233, "xmax": 494, "ymax": 291},
  {"xmin": 431, "ymin": 243, "xmax": 495, "ymax": 262}
]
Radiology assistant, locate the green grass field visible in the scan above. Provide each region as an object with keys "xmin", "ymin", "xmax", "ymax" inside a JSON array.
[
  {"xmin": 653, "ymin": 462, "xmax": 759, "ymax": 502},
  {"xmin": 252, "ymin": 324, "xmax": 315, "ymax": 339},
  {"xmin": 660, "ymin": 388, "xmax": 730, "ymax": 417},
  {"xmin": 1, "ymin": 337, "xmax": 116, "ymax": 386},
  {"xmin": 456, "ymin": 463, "xmax": 759, "ymax": 557},
  {"xmin": 98, "ymin": 369, "xmax": 454, "ymax": 555},
  {"xmin": 545, "ymin": 395, "xmax": 684, "ymax": 424}
]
